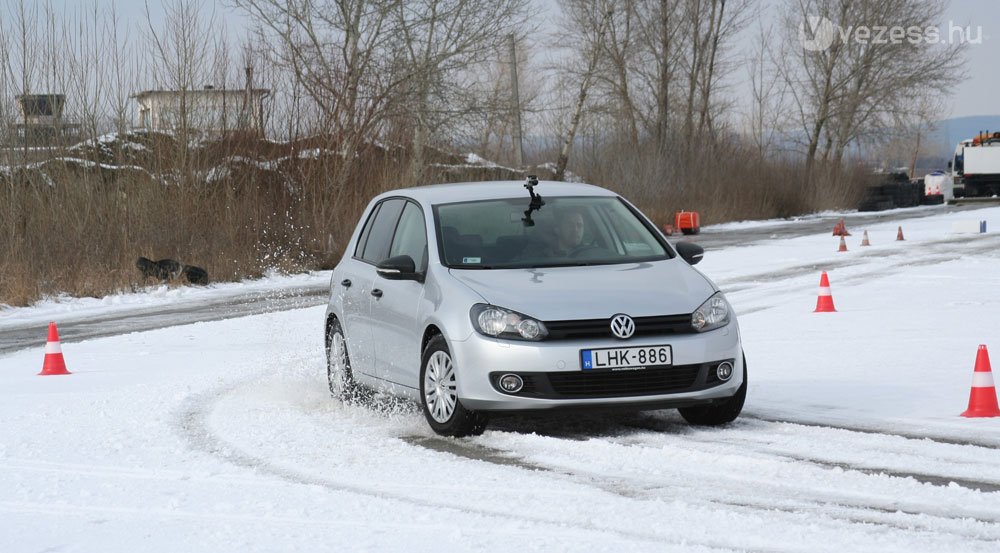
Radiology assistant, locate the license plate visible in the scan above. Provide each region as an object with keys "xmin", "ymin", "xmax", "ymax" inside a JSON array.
[{"xmin": 580, "ymin": 345, "xmax": 672, "ymax": 370}]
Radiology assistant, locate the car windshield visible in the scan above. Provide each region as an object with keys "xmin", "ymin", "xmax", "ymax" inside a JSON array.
[{"xmin": 434, "ymin": 196, "xmax": 671, "ymax": 269}]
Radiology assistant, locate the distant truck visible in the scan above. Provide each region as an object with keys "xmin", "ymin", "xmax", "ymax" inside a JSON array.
[{"xmin": 951, "ymin": 132, "xmax": 1000, "ymax": 198}]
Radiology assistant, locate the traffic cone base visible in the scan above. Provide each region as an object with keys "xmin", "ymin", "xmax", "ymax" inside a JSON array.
[
  {"xmin": 961, "ymin": 345, "xmax": 999, "ymax": 418},
  {"xmin": 38, "ymin": 322, "xmax": 70, "ymax": 376},
  {"xmin": 814, "ymin": 271, "xmax": 837, "ymax": 313}
]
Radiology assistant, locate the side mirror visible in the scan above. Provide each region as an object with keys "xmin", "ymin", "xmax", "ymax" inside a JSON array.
[
  {"xmin": 376, "ymin": 255, "xmax": 422, "ymax": 281},
  {"xmin": 675, "ymin": 241, "xmax": 704, "ymax": 265}
]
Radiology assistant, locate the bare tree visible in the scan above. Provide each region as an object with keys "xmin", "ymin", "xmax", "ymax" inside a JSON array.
[
  {"xmin": 390, "ymin": 0, "xmax": 532, "ymax": 180},
  {"xmin": 744, "ymin": 21, "xmax": 790, "ymax": 159},
  {"xmin": 553, "ymin": 0, "xmax": 612, "ymax": 180},
  {"xmin": 3, "ymin": 0, "xmax": 40, "ymax": 160},
  {"xmin": 144, "ymin": 0, "xmax": 220, "ymax": 175},
  {"xmin": 231, "ymin": 0, "xmax": 406, "ymax": 188},
  {"xmin": 779, "ymin": 0, "xmax": 964, "ymax": 176}
]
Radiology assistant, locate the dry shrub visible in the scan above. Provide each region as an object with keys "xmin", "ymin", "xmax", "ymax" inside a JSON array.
[
  {"xmin": 0, "ymin": 131, "xmax": 869, "ymax": 306},
  {"xmin": 0, "ymin": 135, "xmax": 406, "ymax": 306},
  {"xmin": 570, "ymin": 137, "xmax": 868, "ymax": 229}
]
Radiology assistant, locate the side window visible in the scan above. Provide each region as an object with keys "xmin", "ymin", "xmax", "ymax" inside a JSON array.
[
  {"xmin": 353, "ymin": 202, "xmax": 382, "ymax": 258},
  {"xmin": 360, "ymin": 199, "xmax": 405, "ymax": 264},
  {"xmin": 388, "ymin": 202, "xmax": 428, "ymax": 271}
]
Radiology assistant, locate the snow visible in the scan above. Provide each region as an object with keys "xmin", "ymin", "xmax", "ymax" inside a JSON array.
[
  {"xmin": 464, "ymin": 152, "xmax": 492, "ymax": 165},
  {"xmin": 0, "ymin": 270, "xmax": 332, "ymax": 331},
  {"xmin": 702, "ymin": 204, "xmax": 948, "ymax": 232},
  {"xmin": 2, "ymin": 205, "xmax": 1000, "ymax": 551}
]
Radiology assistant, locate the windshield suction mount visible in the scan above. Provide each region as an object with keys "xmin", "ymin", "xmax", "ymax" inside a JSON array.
[{"xmin": 522, "ymin": 175, "xmax": 544, "ymax": 227}]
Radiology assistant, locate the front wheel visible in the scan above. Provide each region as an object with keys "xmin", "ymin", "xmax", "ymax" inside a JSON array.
[
  {"xmin": 679, "ymin": 355, "xmax": 747, "ymax": 426},
  {"xmin": 420, "ymin": 335, "xmax": 488, "ymax": 437}
]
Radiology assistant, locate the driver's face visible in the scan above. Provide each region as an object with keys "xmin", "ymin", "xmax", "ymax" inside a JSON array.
[{"xmin": 557, "ymin": 212, "xmax": 585, "ymax": 248}]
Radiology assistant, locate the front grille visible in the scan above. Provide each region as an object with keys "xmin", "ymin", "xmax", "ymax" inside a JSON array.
[
  {"xmin": 543, "ymin": 314, "xmax": 694, "ymax": 340},
  {"xmin": 548, "ymin": 365, "xmax": 699, "ymax": 397},
  {"xmin": 490, "ymin": 360, "xmax": 732, "ymax": 400}
]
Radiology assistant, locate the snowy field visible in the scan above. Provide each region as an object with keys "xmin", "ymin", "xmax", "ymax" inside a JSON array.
[{"xmin": 2, "ymin": 206, "xmax": 999, "ymax": 552}]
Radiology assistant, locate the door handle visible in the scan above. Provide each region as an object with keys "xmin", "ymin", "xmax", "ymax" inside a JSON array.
[
  {"xmin": 370, "ymin": 288, "xmax": 383, "ymax": 298},
  {"xmin": 341, "ymin": 279, "xmax": 352, "ymax": 288}
]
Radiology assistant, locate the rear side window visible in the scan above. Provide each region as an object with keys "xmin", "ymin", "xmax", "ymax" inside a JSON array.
[
  {"xmin": 353, "ymin": 202, "xmax": 382, "ymax": 258},
  {"xmin": 359, "ymin": 199, "xmax": 405, "ymax": 264},
  {"xmin": 388, "ymin": 202, "xmax": 428, "ymax": 271}
]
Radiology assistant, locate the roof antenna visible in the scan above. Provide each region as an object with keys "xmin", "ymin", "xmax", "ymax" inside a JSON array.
[{"xmin": 522, "ymin": 175, "xmax": 544, "ymax": 226}]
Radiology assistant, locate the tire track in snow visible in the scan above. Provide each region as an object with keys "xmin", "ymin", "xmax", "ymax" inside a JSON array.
[
  {"xmin": 170, "ymin": 375, "xmax": 1000, "ymax": 551},
  {"xmin": 398, "ymin": 417, "xmax": 1000, "ymax": 546},
  {"xmin": 171, "ymin": 381, "xmax": 752, "ymax": 553},
  {"xmin": 447, "ymin": 415, "xmax": 1000, "ymax": 544},
  {"xmin": 404, "ymin": 433, "xmax": 1000, "ymax": 543},
  {"xmin": 621, "ymin": 416, "xmax": 1000, "ymax": 486},
  {"xmin": 740, "ymin": 414, "xmax": 1000, "ymax": 451}
]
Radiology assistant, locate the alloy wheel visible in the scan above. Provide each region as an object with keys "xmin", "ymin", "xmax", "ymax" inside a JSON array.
[
  {"xmin": 423, "ymin": 350, "xmax": 457, "ymax": 423},
  {"xmin": 328, "ymin": 331, "xmax": 348, "ymax": 396}
]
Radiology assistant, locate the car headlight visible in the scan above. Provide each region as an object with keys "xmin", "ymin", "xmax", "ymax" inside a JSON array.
[
  {"xmin": 691, "ymin": 293, "xmax": 731, "ymax": 332},
  {"xmin": 470, "ymin": 304, "xmax": 548, "ymax": 341}
]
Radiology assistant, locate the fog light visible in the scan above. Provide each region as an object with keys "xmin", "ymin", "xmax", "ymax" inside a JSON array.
[
  {"xmin": 498, "ymin": 373, "xmax": 524, "ymax": 393},
  {"xmin": 716, "ymin": 362, "xmax": 734, "ymax": 381}
]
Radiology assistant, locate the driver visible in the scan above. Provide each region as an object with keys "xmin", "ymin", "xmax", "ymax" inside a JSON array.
[
  {"xmin": 552, "ymin": 208, "xmax": 585, "ymax": 255},
  {"xmin": 520, "ymin": 207, "xmax": 588, "ymax": 259}
]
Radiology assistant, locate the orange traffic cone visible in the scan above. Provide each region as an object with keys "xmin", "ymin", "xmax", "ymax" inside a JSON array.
[
  {"xmin": 38, "ymin": 322, "xmax": 70, "ymax": 376},
  {"xmin": 814, "ymin": 272, "xmax": 837, "ymax": 312},
  {"xmin": 961, "ymin": 345, "xmax": 1000, "ymax": 418},
  {"xmin": 832, "ymin": 219, "xmax": 851, "ymax": 237},
  {"xmin": 896, "ymin": 226, "xmax": 905, "ymax": 241},
  {"xmin": 837, "ymin": 235, "xmax": 848, "ymax": 252},
  {"xmin": 861, "ymin": 230, "xmax": 871, "ymax": 246}
]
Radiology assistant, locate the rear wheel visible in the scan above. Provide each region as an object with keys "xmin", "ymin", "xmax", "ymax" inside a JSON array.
[
  {"xmin": 679, "ymin": 355, "xmax": 747, "ymax": 426},
  {"xmin": 326, "ymin": 318, "xmax": 365, "ymax": 402},
  {"xmin": 420, "ymin": 335, "xmax": 488, "ymax": 437}
]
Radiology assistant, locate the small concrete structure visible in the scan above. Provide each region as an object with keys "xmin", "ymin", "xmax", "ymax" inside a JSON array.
[
  {"xmin": 13, "ymin": 94, "xmax": 80, "ymax": 146},
  {"xmin": 133, "ymin": 85, "xmax": 269, "ymax": 135}
]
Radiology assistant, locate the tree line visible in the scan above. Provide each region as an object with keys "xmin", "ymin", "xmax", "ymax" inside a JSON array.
[
  {"xmin": 0, "ymin": 0, "xmax": 964, "ymax": 181},
  {"xmin": 0, "ymin": 0, "xmax": 968, "ymax": 305}
]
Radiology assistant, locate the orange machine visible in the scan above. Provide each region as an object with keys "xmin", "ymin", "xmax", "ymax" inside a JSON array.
[{"xmin": 674, "ymin": 211, "xmax": 701, "ymax": 235}]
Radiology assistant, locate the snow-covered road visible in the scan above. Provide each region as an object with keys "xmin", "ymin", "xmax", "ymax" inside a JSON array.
[{"xmin": 2, "ymin": 205, "xmax": 999, "ymax": 552}]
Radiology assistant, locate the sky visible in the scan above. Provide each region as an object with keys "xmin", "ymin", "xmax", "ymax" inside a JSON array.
[
  {"xmin": 45, "ymin": 0, "xmax": 1000, "ymax": 120},
  {"xmin": 938, "ymin": 0, "xmax": 997, "ymax": 118}
]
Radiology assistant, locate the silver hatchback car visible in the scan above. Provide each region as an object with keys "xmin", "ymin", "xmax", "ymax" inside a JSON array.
[{"xmin": 324, "ymin": 178, "xmax": 746, "ymax": 436}]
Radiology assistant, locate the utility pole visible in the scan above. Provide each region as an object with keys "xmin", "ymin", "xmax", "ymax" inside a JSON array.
[{"xmin": 509, "ymin": 34, "xmax": 524, "ymax": 168}]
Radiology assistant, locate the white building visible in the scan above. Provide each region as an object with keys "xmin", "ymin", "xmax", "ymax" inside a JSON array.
[{"xmin": 133, "ymin": 86, "xmax": 269, "ymax": 134}]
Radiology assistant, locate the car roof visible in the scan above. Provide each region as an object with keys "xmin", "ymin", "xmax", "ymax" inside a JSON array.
[{"xmin": 374, "ymin": 180, "xmax": 617, "ymax": 206}]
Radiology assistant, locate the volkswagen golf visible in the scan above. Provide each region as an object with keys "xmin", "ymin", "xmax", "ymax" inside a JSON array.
[{"xmin": 324, "ymin": 178, "xmax": 746, "ymax": 436}]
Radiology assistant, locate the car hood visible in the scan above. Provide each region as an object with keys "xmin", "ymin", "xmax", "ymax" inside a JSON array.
[{"xmin": 449, "ymin": 259, "xmax": 717, "ymax": 321}]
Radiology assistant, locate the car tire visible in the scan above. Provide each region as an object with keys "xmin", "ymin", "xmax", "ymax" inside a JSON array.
[
  {"xmin": 326, "ymin": 318, "xmax": 366, "ymax": 403},
  {"xmin": 420, "ymin": 335, "xmax": 488, "ymax": 437},
  {"xmin": 678, "ymin": 355, "xmax": 747, "ymax": 426}
]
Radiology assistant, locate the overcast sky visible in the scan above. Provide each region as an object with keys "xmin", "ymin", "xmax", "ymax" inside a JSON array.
[
  {"xmin": 937, "ymin": 0, "xmax": 996, "ymax": 118},
  {"xmin": 56, "ymin": 0, "xmax": 1000, "ymax": 119}
]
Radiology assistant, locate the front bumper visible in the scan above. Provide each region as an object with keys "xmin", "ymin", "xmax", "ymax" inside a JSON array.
[{"xmin": 450, "ymin": 323, "xmax": 743, "ymax": 411}]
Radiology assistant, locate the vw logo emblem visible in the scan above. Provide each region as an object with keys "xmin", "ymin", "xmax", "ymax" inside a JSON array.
[{"xmin": 610, "ymin": 314, "xmax": 635, "ymax": 339}]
